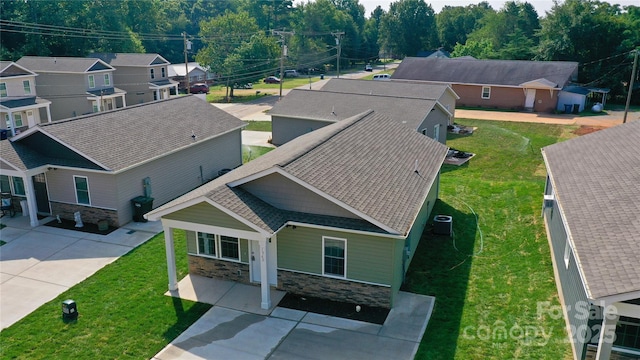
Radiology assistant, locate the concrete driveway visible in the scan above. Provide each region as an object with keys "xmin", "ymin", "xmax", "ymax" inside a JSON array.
[{"xmin": 0, "ymin": 215, "xmax": 162, "ymax": 330}]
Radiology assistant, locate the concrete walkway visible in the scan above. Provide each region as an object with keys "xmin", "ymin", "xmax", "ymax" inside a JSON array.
[
  {"xmin": 153, "ymin": 275, "xmax": 434, "ymax": 360},
  {"xmin": 0, "ymin": 214, "xmax": 162, "ymax": 330}
]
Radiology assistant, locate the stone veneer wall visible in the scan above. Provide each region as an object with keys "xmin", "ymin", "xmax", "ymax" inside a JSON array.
[
  {"xmin": 278, "ymin": 270, "xmax": 392, "ymax": 308},
  {"xmin": 50, "ymin": 201, "xmax": 118, "ymax": 227},
  {"xmin": 189, "ymin": 255, "xmax": 250, "ymax": 284}
]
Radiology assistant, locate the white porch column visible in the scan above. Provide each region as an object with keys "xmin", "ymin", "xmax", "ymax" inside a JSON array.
[
  {"xmin": 45, "ymin": 105, "xmax": 52, "ymax": 123},
  {"xmin": 595, "ymin": 311, "xmax": 619, "ymax": 360},
  {"xmin": 163, "ymin": 223, "xmax": 178, "ymax": 291},
  {"xmin": 121, "ymin": 95, "xmax": 127, "ymax": 108},
  {"xmin": 260, "ymin": 238, "xmax": 271, "ymax": 310},
  {"xmin": 24, "ymin": 175, "xmax": 38, "ymax": 227},
  {"xmin": 7, "ymin": 112, "xmax": 16, "ymax": 136}
]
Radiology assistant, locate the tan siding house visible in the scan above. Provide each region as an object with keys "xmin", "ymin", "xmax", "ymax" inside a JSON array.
[
  {"xmin": 0, "ymin": 96, "xmax": 244, "ymax": 228},
  {"xmin": 0, "ymin": 61, "xmax": 52, "ymax": 136}
]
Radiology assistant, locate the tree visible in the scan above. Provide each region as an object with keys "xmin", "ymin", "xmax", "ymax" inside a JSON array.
[
  {"xmin": 436, "ymin": 2, "xmax": 493, "ymax": 52},
  {"xmin": 379, "ymin": 0, "xmax": 437, "ymax": 58},
  {"xmin": 197, "ymin": 11, "xmax": 278, "ymax": 97},
  {"xmin": 450, "ymin": 38, "xmax": 495, "ymax": 59}
]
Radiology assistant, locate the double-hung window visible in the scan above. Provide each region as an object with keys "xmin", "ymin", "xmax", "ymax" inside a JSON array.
[
  {"xmin": 88, "ymin": 75, "xmax": 95, "ymax": 88},
  {"xmin": 23, "ymin": 80, "xmax": 31, "ymax": 95},
  {"xmin": 0, "ymin": 83, "xmax": 6, "ymax": 97},
  {"xmin": 13, "ymin": 113, "xmax": 23, "ymax": 127},
  {"xmin": 161, "ymin": 67, "xmax": 166, "ymax": 78},
  {"xmin": 0, "ymin": 175, "xmax": 10, "ymax": 193},
  {"xmin": 150, "ymin": 69, "xmax": 155, "ymax": 79},
  {"xmin": 104, "ymin": 74, "xmax": 111, "ymax": 86},
  {"xmin": 433, "ymin": 124, "xmax": 441, "ymax": 142},
  {"xmin": 323, "ymin": 237, "xmax": 346, "ymax": 278},
  {"xmin": 481, "ymin": 86, "xmax": 491, "ymax": 99},
  {"xmin": 12, "ymin": 177, "xmax": 25, "ymax": 196},
  {"xmin": 74, "ymin": 176, "xmax": 90, "ymax": 205},
  {"xmin": 196, "ymin": 233, "xmax": 240, "ymax": 261},
  {"xmin": 197, "ymin": 233, "xmax": 216, "ymax": 257}
]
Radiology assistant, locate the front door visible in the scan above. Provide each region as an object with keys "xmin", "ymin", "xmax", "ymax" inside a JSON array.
[
  {"xmin": 26, "ymin": 110, "xmax": 35, "ymax": 127},
  {"xmin": 32, "ymin": 173, "xmax": 50, "ymax": 214},
  {"xmin": 525, "ymin": 88, "xmax": 536, "ymax": 109},
  {"xmin": 250, "ymin": 240, "xmax": 277, "ymax": 285}
]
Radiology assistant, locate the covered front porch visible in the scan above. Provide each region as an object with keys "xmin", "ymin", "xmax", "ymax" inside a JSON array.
[
  {"xmin": 161, "ymin": 218, "xmax": 278, "ymax": 310},
  {"xmin": 86, "ymin": 87, "xmax": 127, "ymax": 112}
]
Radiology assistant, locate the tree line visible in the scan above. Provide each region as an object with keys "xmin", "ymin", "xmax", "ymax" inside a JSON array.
[{"xmin": 1, "ymin": 0, "xmax": 638, "ymax": 103}]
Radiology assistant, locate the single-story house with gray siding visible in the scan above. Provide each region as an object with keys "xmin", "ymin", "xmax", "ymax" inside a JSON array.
[
  {"xmin": 145, "ymin": 110, "xmax": 449, "ymax": 310},
  {"xmin": 0, "ymin": 96, "xmax": 245, "ymax": 228},
  {"xmin": 393, "ymin": 57, "xmax": 578, "ymax": 113},
  {"xmin": 269, "ymin": 79, "xmax": 457, "ymax": 145},
  {"xmin": 542, "ymin": 120, "xmax": 640, "ymax": 360}
]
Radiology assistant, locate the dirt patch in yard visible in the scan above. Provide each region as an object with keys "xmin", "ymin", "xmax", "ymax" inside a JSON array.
[{"xmin": 572, "ymin": 126, "xmax": 606, "ymax": 136}]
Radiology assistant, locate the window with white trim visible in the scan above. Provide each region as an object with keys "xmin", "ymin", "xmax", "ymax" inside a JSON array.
[
  {"xmin": 150, "ymin": 68, "xmax": 155, "ymax": 79},
  {"xmin": 481, "ymin": 86, "xmax": 491, "ymax": 99},
  {"xmin": 23, "ymin": 80, "xmax": 31, "ymax": 95},
  {"xmin": 197, "ymin": 232, "xmax": 216, "ymax": 256},
  {"xmin": 0, "ymin": 175, "xmax": 10, "ymax": 193},
  {"xmin": 563, "ymin": 238, "xmax": 571, "ymax": 269},
  {"xmin": 323, "ymin": 237, "xmax": 346, "ymax": 277},
  {"xmin": 104, "ymin": 73, "xmax": 111, "ymax": 86},
  {"xmin": 0, "ymin": 83, "xmax": 6, "ymax": 97},
  {"xmin": 12, "ymin": 177, "xmax": 25, "ymax": 196},
  {"xmin": 161, "ymin": 67, "xmax": 166, "ymax": 78},
  {"xmin": 74, "ymin": 176, "xmax": 90, "ymax": 205},
  {"xmin": 196, "ymin": 233, "xmax": 240, "ymax": 261},
  {"xmin": 88, "ymin": 75, "xmax": 95, "ymax": 88},
  {"xmin": 433, "ymin": 124, "xmax": 441, "ymax": 142},
  {"xmin": 13, "ymin": 113, "xmax": 23, "ymax": 127}
]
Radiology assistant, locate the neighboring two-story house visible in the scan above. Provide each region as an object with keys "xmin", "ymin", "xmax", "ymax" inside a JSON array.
[
  {"xmin": 168, "ymin": 62, "xmax": 216, "ymax": 90},
  {"xmin": 89, "ymin": 53, "xmax": 178, "ymax": 104},
  {"xmin": 0, "ymin": 61, "xmax": 52, "ymax": 137},
  {"xmin": 15, "ymin": 56, "xmax": 126, "ymax": 121}
]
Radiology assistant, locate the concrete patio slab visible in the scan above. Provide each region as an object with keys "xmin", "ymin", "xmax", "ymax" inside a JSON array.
[
  {"xmin": 378, "ymin": 292, "xmax": 435, "ymax": 342},
  {"xmin": 0, "ymin": 276, "xmax": 67, "ymax": 329},
  {"xmin": 269, "ymin": 322, "xmax": 418, "ymax": 360},
  {"xmin": 165, "ymin": 274, "xmax": 236, "ymax": 306},
  {"xmin": 270, "ymin": 307, "xmax": 306, "ymax": 322},
  {"xmin": 301, "ymin": 312, "xmax": 382, "ymax": 335},
  {"xmin": 214, "ymin": 282, "xmax": 286, "ymax": 316},
  {"xmin": 153, "ymin": 307, "xmax": 297, "ymax": 360},
  {"xmin": 0, "ymin": 272, "xmax": 15, "ymax": 284},
  {"xmin": 0, "ymin": 232, "xmax": 79, "ymax": 275},
  {"xmin": 0, "ymin": 226, "xmax": 29, "ymax": 242}
]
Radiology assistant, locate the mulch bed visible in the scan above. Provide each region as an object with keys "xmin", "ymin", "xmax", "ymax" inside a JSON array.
[
  {"xmin": 278, "ymin": 293, "xmax": 390, "ymax": 325},
  {"xmin": 45, "ymin": 218, "xmax": 117, "ymax": 235}
]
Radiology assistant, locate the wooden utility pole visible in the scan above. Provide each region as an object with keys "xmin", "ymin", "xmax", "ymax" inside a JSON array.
[
  {"xmin": 272, "ymin": 30, "xmax": 293, "ymax": 98},
  {"xmin": 332, "ymin": 31, "xmax": 344, "ymax": 78},
  {"xmin": 623, "ymin": 49, "xmax": 638, "ymax": 124},
  {"xmin": 183, "ymin": 32, "xmax": 190, "ymax": 94}
]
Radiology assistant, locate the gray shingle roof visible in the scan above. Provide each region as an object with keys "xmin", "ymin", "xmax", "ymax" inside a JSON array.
[
  {"xmin": 149, "ymin": 110, "xmax": 448, "ymax": 236},
  {"xmin": 393, "ymin": 57, "xmax": 578, "ymax": 88},
  {"xmin": 16, "ymin": 56, "xmax": 113, "ymax": 73},
  {"xmin": 89, "ymin": 53, "xmax": 169, "ymax": 67},
  {"xmin": 320, "ymin": 78, "xmax": 451, "ymax": 100},
  {"xmin": 5, "ymin": 96, "xmax": 245, "ymax": 172},
  {"xmin": 269, "ymin": 89, "xmax": 437, "ymax": 129},
  {"xmin": 0, "ymin": 61, "xmax": 34, "ymax": 77},
  {"xmin": 542, "ymin": 120, "xmax": 640, "ymax": 299}
]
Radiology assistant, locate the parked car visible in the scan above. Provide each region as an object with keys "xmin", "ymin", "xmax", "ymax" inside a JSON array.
[
  {"xmin": 284, "ymin": 70, "xmax": 299, "ymax": 78},
  {"xmin": 264, "ymin": 76, "xmax": 281, "ymax": 84},
  {"xmin": 365, "ymin": 64, "xmax": 373, "ymax": 72},
  {"xmin": 190, "ymin": 83, "xmax": 209, "ymax": 94},
  {"xmin": 372, "ymin": 74, "xmax": 391, "ymax": 81}
]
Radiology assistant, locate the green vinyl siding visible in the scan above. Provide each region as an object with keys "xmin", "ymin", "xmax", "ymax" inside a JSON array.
[
  {"xmin": 277, "ymin": 226, "xmax": 397, "ymax": 285},
  {"xmin": 391, "ymin": 239, "xmax": 405, "ymax": 305},
  {"xmin": 164, "ymin": 202, "xmax": 254, "ymax": 231}
]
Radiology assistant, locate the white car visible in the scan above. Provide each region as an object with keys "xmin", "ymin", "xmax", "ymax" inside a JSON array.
[{"xmin": 373, "ymin": 74, "xmax": 391, "ymax": 81}]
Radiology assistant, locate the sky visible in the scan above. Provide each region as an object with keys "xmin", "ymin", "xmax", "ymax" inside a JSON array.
[{"xmin": 353, "ymin": 0, "xmax": 640, "ymax": 16}]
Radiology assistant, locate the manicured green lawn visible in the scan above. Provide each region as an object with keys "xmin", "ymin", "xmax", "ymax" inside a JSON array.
[
  {"xmin": 0, "ymin": 231, "xmax": 211, "ymax": 360},
  {"xmin": 243, "ymin": 120, "xmax": 272, "ymax": 132},
  {"xmin": 407, "ymin": 120, "xmax": 576, "ymax": 359},
  {"xmin": 243, "ymin": 145, "xmax": 274, "ymax": 163}
]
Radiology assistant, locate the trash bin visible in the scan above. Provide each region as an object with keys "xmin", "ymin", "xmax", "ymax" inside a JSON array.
[
  {"xmin": 0, "ymin": 129, "xmax": 7, "ymax": 140},
  {"xmin": 572, "ymin": 104, "xmax": 580, "ymax": 114},
  {"xmin": 564, "ymin": 104, "xmax": 572, "ymax": 114},
  {"xmin": 320, "ymin": 74, "xmax": 324, "ymax": 80},
  {"xmin": 131, "ymin": 196, "xmax": 154, "ymax": 222},
  {"xmin": 62, "ymin": 299, "xmax": 78, "ymax": 320}
]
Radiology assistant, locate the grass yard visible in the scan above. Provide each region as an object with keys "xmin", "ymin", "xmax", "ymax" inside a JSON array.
[
  {"xmin": 406, "ymin": 120, "xmax": 577, "ymax": 359},
  {"xmin": 0, "ymin": 231, "xmax": 211, "ymax": 360},
  {"xmin": 243, "ymin": 120, "xmax": 272, "ymax": 132},
  {"xmin": 243, "ymin": 145, "xmax": 274, "ymax": 163}
]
